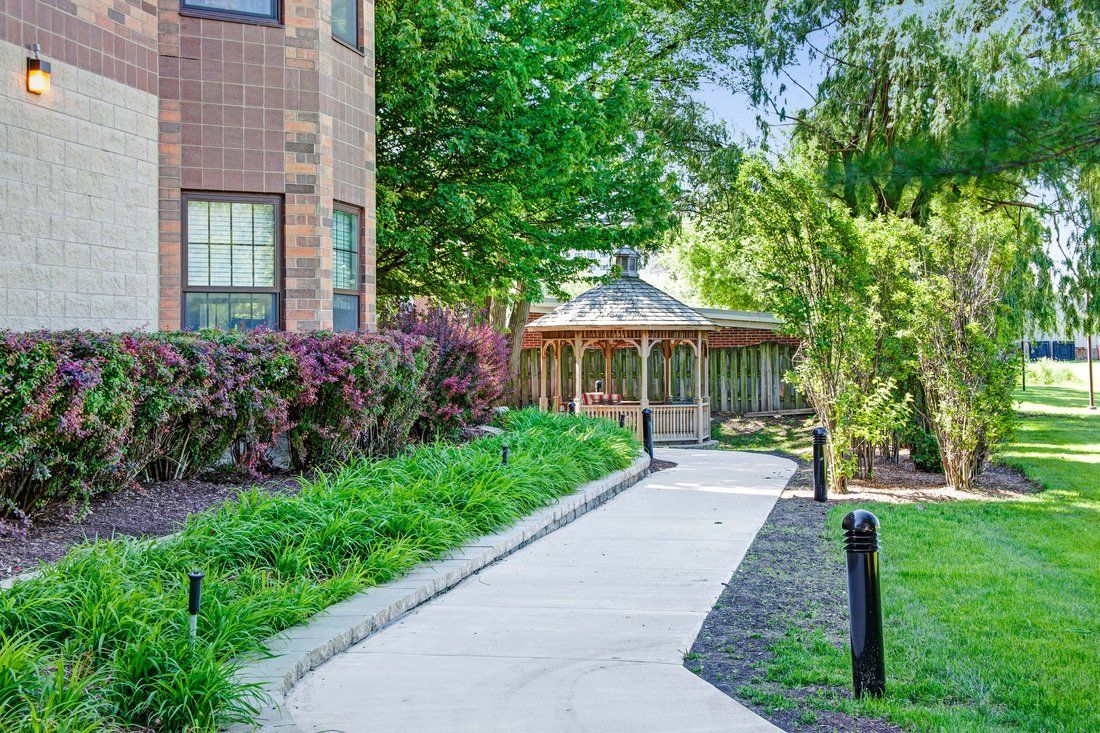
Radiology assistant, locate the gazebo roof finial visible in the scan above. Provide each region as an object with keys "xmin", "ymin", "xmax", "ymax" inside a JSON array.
[{"xmin": 613, "ymin": 245, "xmax": 640, "ymax": 278}]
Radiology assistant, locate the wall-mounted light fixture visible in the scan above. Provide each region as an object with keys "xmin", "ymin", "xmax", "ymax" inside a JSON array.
[{"xmin": 26, "ymin": 43, "xmax": 51, "ymax": 95}]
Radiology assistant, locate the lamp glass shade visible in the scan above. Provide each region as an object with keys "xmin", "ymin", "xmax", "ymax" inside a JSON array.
[{"xmin": 27, "ymin": 58, "xmax": 50, "ymax": 94}]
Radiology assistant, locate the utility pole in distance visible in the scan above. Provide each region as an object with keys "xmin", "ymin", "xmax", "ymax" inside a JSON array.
[
  {"xmin": 1088, "ymin": 293, "xmax": 1096, "ymax": 410},
  {"xmin": 1021, "ymin": 338, "xmax": 1027, "ymax": 392}
]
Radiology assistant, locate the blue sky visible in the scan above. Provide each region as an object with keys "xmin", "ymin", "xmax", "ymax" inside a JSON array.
[{"xmin": 690, "ymin": 43, "xmax": 825, "ymax": 148}]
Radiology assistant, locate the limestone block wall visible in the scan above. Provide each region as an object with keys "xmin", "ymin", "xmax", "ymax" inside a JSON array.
[{"xmin": 0, "ymin": 38, "xmax": 159, "ymax": 331}]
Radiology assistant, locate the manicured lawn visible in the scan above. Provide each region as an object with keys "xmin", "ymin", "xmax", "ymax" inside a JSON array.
[
  {"xmin": 0, "ymin": 410, "xmax": 638, "ymax": 732},
  {"xmin": 758, "ymin": 366, "xmax": 1100, "ymax": 732}
]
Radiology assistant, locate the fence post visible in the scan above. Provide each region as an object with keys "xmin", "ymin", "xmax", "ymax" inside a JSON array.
[
  {"xmin": 812, "ymin": 427, "xmax": 828, "ymax": 502},
  {"xmin": 641, "ymin": 407, "xmax": 654, "ymax": 459},
  {"xmin": 842, "ymin": 510, "xmax": 885, "ymax": 698}
]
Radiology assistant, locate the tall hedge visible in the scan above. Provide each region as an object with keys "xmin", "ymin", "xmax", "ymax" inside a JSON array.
[{"xmin": 0, "ymin": 330, "xmax": 439, "ymax": 519}]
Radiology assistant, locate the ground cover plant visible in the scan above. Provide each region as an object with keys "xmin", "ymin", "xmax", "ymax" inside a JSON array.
[
  {"xmin": 722, "ymin": 368, "xmax": 1100, "ymax": 732},
  {"xmin": 0, "ymin": 409, "xmax": 638, "ymax": 731}
]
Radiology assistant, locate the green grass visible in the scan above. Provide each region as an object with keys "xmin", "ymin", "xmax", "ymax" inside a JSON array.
[
  {"xmin": 712, "ymin": 413, "xmax": 816, "ymax": 459},
  {"xmin": 0, "ymin": 409, "xmax": 638, "ymax": 732},
  {"xmin": 757, "ymin": 365, "xmax": 1100, "ymax": 732}
]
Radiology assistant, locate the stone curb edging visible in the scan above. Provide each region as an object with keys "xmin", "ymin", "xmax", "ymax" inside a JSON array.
[{"xmin": 228, "ymin": 451, "xmax": 652, "ymax": 732}]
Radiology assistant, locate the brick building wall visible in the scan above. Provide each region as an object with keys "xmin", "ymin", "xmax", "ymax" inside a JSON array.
[
  {"xmin": 158, "ymin": 0, "xmax": 375, "ymax": 331},
  {"xmin": 519, "ymin": 312, "xmax": 799, "ymax": 351},
  {"xmin": 1, "ymin": 0, "xmax": 375, "ymax": 333},
  {"xmin": 707, "ymin": 327, "xmax": 799, "ymax": 348},
  {"xmin": 0, "ymin": 38, "xmax": 159, "ymax": 330}
]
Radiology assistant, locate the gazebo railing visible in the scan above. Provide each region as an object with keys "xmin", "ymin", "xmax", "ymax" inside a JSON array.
[
  {"xmin": 582, "ymin": 404, "xmax": 642, "ymax": 435},
  {"xmin": 578, "ymin": 401, "xmax": 709, "ymax": 443},
  {"xmin": 651, "ymin": 403, "xmax": 699, "ymax": 442}
]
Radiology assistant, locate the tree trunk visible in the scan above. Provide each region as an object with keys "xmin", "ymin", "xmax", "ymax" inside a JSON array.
[
  {"xmin": 488, "ymin": 296, "xmax": 509, "ymax": 332},
  {"xmin": 853, "ymin": 438, "xmax": 874, "ymax": 480},
  {"xmin": 507, "ymin": 293, "xmax": 531, "ymax": 405},
  {"xmin": 826, "ymin": 437, "xmax": 848, "ymax": 494}
]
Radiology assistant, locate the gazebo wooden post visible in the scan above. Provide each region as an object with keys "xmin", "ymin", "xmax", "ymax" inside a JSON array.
[
  {"xmin": 662, "ymin": 341, "xmax": 672, "ymax": 403},
  {"xmin": 639, "ymin": 332, "xmax": 650, "ymax": 409},
  {"xmin": 602, "ymin": 343, "xmax": 612, "ymax": 392},
  {"xmin": 573, "ymin": 335, "xmax": 584, "ymax": 413},
  {"xmin": 695, "ymin": 333, "xmax": 705, "ymax": 443},
  {"xmin": 538, "ymin": 342, "xmax": 549, "ymax": 411},
  {"xmin": 550, "ymin": 341, "xmax": 560, "ymax": 410}
]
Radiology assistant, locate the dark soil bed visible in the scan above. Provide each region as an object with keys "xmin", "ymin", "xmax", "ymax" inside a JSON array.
[
  {"xmin": 0, "ymin": 475, "xmax": 299, "ymax": 578},
  {"xmin": 684, "ymin": 458, "xmax": 904, "ymax": 733},
  {"xmin": 649, "ymin": 458, "xmax": 677, "ymax": 473}
]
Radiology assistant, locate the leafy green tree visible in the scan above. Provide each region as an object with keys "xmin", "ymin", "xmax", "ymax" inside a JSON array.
[
  {"xmin": 701, "ymin": 0, "xmax": 1098, "ymax": 218},
  {"xmin": 906, "ymin": 195, "xmax": 1048, "ymax": 489},
  {"xmin": 375, "ymin": 0, "xmax": 709, "ymax": 302},
  {"xmin": 706, "ymin": 153, "xmax": 912, "ymax": 492}
]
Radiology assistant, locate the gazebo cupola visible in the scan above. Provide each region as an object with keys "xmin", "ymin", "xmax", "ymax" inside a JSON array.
[
  {"xmin": 527, "ymin": 248, "xmax": 718, "ymax": 444},
  {"xmin": 614, "ymin": 245, "xmax": 640, "ymax": 278}
]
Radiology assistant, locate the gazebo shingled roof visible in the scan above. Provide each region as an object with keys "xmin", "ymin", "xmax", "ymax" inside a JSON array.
[
  {"xmin": 526, "ymin": 276, "xmax": 717, "ymax": 330},
  {"xmin": 527, "ymin": 245, "xmax": 716, "ymax": 331}
]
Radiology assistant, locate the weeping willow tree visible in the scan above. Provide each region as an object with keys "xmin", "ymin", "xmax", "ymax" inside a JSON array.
[
  {"xmin": 681, "ymin": 0, "xmax": 1094, "ymax": 487},
  {"xmin": 700, "ymin": 0, "xmax": 1098, "ymax": 217}
]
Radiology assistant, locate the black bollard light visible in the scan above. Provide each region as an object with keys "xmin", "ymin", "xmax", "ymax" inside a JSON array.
[
  {"xmin": 619, "ymin": 413, "xmax": 626, "ymax": 429},
  {"xmin": 812, "ymin": 427, "xmax": 828, "ymax": 502},
  {"xmin": 641, "ymin": 407, "xmax": 654, "ymax": 459},
  {"xmin": 502, "ymin": 444, "xmax": 509, "ymax": 465},
  {"xmin": 188, "ymin": 571, "xmax": 204, "ymax": 643},
  {"xmin": 567, "ymin": 401, "xmax": 576, "ymax": 415},
  {"xmin": 842, "ymin": 510, "xmax": 885, "ymax": 698}
]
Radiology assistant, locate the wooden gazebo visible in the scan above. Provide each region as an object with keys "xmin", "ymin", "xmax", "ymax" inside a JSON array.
[{"xmin": 527, "ymin": 246, "xmax": 717, "ymax": 443}]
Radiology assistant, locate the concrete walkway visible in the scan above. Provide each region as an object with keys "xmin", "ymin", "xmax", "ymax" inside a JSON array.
[{"xmin": 287, "ymin": 448, "xmax": 796, "ymax": 732}]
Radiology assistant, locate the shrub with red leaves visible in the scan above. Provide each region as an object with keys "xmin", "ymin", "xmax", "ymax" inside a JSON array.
[
  {"xmin": 389, "ymin": 307, "xmax": 510, "ymax": 438},
  {"xmin": 0, "ymin": 329, "xmax": 436, "ymax": 518}
]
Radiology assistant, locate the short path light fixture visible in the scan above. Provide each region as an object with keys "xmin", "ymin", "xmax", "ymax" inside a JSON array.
[
  {"xmin": 26, "ymin": 44, "xmax": 50, "ymax": 95},
  {"xmin": 188, "ymin": 571, "xmax": 204, "ymax": 644}
]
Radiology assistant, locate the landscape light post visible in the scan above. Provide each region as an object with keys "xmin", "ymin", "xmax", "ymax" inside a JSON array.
[
  {"xmin": 188, "ymin": 571, "xmax": 204, "ymax": 644},
  {"xmin": 842, "ymin": 510, "xmax": 885, "ymax": 698},
  {"xmin": 619, "ymin": 413, "xmax": 625, "ymax": 429},
  {"xmin": 502, "ymin": 444, "xmax": 509, "ymax": 465},
  {"xmin": 567, "ymin": 401, "xmax": 576, "ymax": 415},
  {"xmin": 812, "ymin": 427, "xmax": 828, "ymax": 502},
  {"xmin": 641, "ymin": 408, "xmax": 654, "ymax": 459}
]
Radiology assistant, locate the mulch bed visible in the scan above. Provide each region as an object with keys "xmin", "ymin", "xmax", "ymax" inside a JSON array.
[
  {"xmin": 685, "ymin": 448, "xmax": 1041, "ymax": 732},
  {"xmin": 0, "ymin": 475, "xmax": 300, "ymax": 579},
  {"xmin": 649, "ymin": 458, "xmax": 677, "ymax": 473},
  {"xmin": 685, "ymin": 457, "xmax": 902, "ymax": 732}
]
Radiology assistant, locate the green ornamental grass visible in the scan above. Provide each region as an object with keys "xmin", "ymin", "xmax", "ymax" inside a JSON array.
[{"xmin": 0, "ymin": 409, "xmax": 639, "ymax": 732}]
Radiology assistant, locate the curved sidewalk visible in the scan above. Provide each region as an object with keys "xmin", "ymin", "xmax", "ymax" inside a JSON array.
[{"xmin": 287, "ymin": 448, "xmax": 796, "ymax": 732}]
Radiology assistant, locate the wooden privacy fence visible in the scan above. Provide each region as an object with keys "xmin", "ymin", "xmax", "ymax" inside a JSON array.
[
  {"xmin": 708, "ymin": 342, "xmax": 808, "ymax": 414},
  {"xmin": 517, "ymin": 341, "xmax": 808, "ymax": 415}
]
